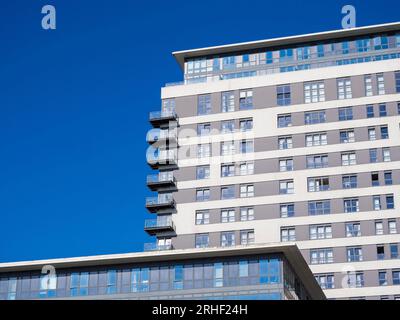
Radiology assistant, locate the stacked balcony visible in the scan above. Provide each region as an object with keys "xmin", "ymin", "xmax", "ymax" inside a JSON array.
[
  {"xmin": 145, "ymin": 194, "xmax": 175, "ymax": 213},
  {"xmin": 146, "ymin": 128, "xmax": 177, "ymax": 145},
  {"xmin": 143, "ymin": 242, "xmax": 174, "ymax": 252},
  {"xmin": 147, "ymin": 149, "xmax": 178, "ymax": 169},
  {"xmin": 144, "ymin": 216, "xmax": 175, "ymax": 235},
  {"xmin": 147, "ymin": 172, "xmax": 176, "ymax": 191},
  {"xmin": 149, "ymin": 110, "xmax": 177, "ymax": 127}
]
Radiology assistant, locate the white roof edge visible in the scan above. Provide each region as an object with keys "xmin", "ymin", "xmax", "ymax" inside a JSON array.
[{"xmin": 172, "ymin": 21, "xmax": 400, "ymax": 68}]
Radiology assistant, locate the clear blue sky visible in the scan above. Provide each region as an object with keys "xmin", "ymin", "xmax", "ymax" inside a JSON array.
[{"xmin": 0, "ymin": 0, "xmax": 399, "ymax": 263}]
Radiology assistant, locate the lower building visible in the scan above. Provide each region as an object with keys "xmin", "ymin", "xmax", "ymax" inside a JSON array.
[{"xmin": 0, "ymin": 243, "xmax": 325, "ymax": 300}]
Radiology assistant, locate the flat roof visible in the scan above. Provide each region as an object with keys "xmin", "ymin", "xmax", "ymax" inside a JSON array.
[
  {"xmin": 172, "ymin": 21, "xmax": 400, "ymax": 69},
  {"xmin": 0, "ymin": 243, "xmax": 325, "ymax": 299}
]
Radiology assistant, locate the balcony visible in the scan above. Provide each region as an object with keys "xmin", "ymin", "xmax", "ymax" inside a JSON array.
[
  {"xmin": 144, "ymin": 218, "xmax": 175, "ymax": 235},
  {"xmin": 143, "ymin": 242, "xmax": 173, "ymax": 251},
  {"xmin": 147, "ymin": 149, "xmax": 178, "ymax": 169},
  {"xmin": 147, "ymin": 172, "xmax": 176, "ymax": 191},
  {"xmin": 149, "ymin": 110, "xmax": 177, "ymax": 127},
  {"xmin": 145, "ymin": 194, "xmax": 175, "ymax": 213},
  {"xmin": 146, "ymin": 128, "xmax": 177, "ymax": 144}
]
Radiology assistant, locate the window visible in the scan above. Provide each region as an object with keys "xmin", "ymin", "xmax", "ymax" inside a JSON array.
[
  {"xmin": 278, "ymin": 136, "xmax": 292, "ymax": 149},
  {"xmin": 310, "ymin": 249, "xmax": 333, "ymax": 264},
  {"xmin": 280, "ymin": 203, "xmax": 294, "ymax": 218},
  {"xmin": 389, "ymin": 220, "xmax": 397, "ymax": 234},
  {"xmin": 310, "ymin": 225, "xmax": 332, "ymax": 240},
  {"xmin": 340, "ymin": 129, "xmax": 355, "ymax": 143},
  {"xmin": 281, "ymin": 227, "xmax": 296, "ymax": 242},
  {"xmin": 369, "ymin": 148, "xmax": 378, "ymax": 163},
  {"xmin": 341, "ymin": 152, "xmax": 356, "ymax": 166},
  {"xmin": 239, "ymin": 162, "xmax": 254, "ymax": 175},
  {"xmin": 197, "ymin": 144, "xmax": 211, "ymax": 158},
  {"xmin": 308, "ymin": 177, "xmax": 330, "ymax": 192},
  {"xmin": 277, "ymin": 114, "xmax": 292, "ymax": 128},
  {"xmin": 377, "ymin": 245, "xmax": 385, "ymax": 260},
  {"xmin": 342, "ymin": 175, "xmax": 357, "ymax": 189},
  {"xmin": 346, "ymin": 222, "xmax": 361, "ymax": 237},
  {"xmin": 393, "ymin": 270, "xmax": 400, "ymax": 285},
  {"xmin": 240, "ymin": 140, "xmax": 254, "ymax": 153},
  {"xmin": 390, "ymin": 244, "xmax": 399, "ymax": 259},
  {"xmin": 222, "ymin": 56, "xmax": 235, "ymax": 69},
  {"xmin": 386, "ymin": 194, "xmax": 394, "ymax": 209},
  {"xmin": 305, "ymin": 132, "xmax": 327, "ymax": 146},
  {"xmin": 377, "ymin": 74, "xmax": 385, "ymax": 95},
  {"xmin": 131, "ymin": 268, "xmax": 149, "ymax": 293},
  {"xmin": 384, "ymin": 171, "xmax": 393, "ymax": 185},
  {"xmin": 366, "ymin": 105, "xmax": 374, "ymax": 118},
  {"xmin": 375, "ymin": 221, "xmax": 384, "ymax": 235},
  {"xmin": 221, "ymin": 120, "xmax": 235, "ymax": 133},
  {"xmin": 337, "ymin": 78, "xmax": 352, "ymax": 99},
  {"xmin": 70, "ymin": 272, "xmax": 89, "ymax": 296},
  {"xmin": 106, "ymin": 270, "xmax": 117, "ymax": 294},
  {"xmin": 197, "ymin": 123, "xmax": 211, "ymax": 136},
  {"xmin": 379, "ymin": 271, "xmax": 387, "ymax": 286},
  {"xmin": 365, "ymin": 75, "xmax": 373, "ymax": 96},
  {"xmin": 279, "ymin": 180, "xmax": 294, "ymax": 194},
  {"xmin": 221, "ymin": 232, "xmax": 235, "ymax": 247},
  {"xmin": 239, "ymin": 90, "xmax": 253, "ymax": 110},
  {"xmin": 380, "ymin": 126, "xmax": 389, "ymax": 139},
  {"xmin": 196, "ymin": 188, "xmax": 210, "ymax": 201},
  {"xmin": 347, "ymin": 272, "xmax": 364, "ymax": 288},
  {"xmin": 195, "ymin": 210, "xmax": 209, "ymax": 225},
  {"xmin": 379, "ymin": 104, "xmax": 387, "ymax": 116},
  {"xmin": 347, "ymin": 247, "xmax": 363, "ymax": 262},
  {"xmin": 221, "ymin": 209, "xmax": 235, "ymax": 223},
  {"xmin": 368, "ymin": 128, "xmax": 376, "ymax": 141},
  {"xmin": 279, "ymin": 158, "xmax": 294, "ymax": 172},
  {"xmin": 240, "ymin": 207, "xmax": 254, "ymax": 221},
  {"xmin": 221, "ymin": 185, "xmax": 235, "ymax": 199},
  {"xmin": 396, "ymin": 71, "xmax": 400, "ymax": 93},
  {"xmin": 197, "ymin": 94, "xmax": 211, "ymax": 115},
  {"xmin": 371, "ymin": 172, "xmax": 379, "ymax": 186},
  {"xmin": 221, "ymin": 91, "xmax": 235, "ymax": 112},
  {"xmin": 196, "ymin": 165, "xmax": 210, "ymax": 179},
  {"xmin": 304, "ymin": 110, "xmax": 326, "ymax": 124},
  {"xmin": 277, "ymin": 85, "xmax": 291, "ymax": 106},
  {"xmin": 280, "ymin": 48, "xmax": 293, "ymax": 62},
  {"xmin": 306, "ymin": 154, "xmax": 328, "ymax": 169},
  {"xmin": 195, "ymin": 234, "xmax": 209, "ymax": 248},
  {"xmin": 383, "ymin": 148, "xmax": 391, "ymax": 162},
  {"xmin": 304, "ymin": 82, "xmax": 325, "ymax": 103},
  {"xmin": 344, "ymin": 198, "xmax": 359, "ymax": 213},
  {"xmin": 221, "ymin": 163, "xmax": 235, "ymax": 177},
  {"xmin": 308, "ymin": 200, "xmax": 330, "ymax": 215},
  {"xmin": 338, "ymin": 107, "xmax": 353, "ymax": 121},
  {"xmin": 240, "ymin": 184, "xmax": 254, "ymax": 198},
  {"xmin": 240, "ymin": 230, "xmax": 254, "ymax": 245},
  {"xmin": 315, "ymin": 274, "xmax": 334, "ymax": 289},
  {"xmin": 239, "ymin": 118, "xmax": 253, "ymax": 131},
  {"xmin": 221, "ymin": 141, "xmax": 235, "ymax": 155}
]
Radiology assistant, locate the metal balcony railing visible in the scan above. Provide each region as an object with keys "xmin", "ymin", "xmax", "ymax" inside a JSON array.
[
  {"xmin": 145, "ymin": 194, "xmax": 175, "ymax": 207},
  {"xmin": 144, "ymin": 218, "xmax": 174, "ymax": 230},
  {"xmin": 143, "ymin": 243, "xmax": 173, "ymax": 251},
  {"xmin": 146, "ymin": 128, "xmax": 177, "ymax": 143}
]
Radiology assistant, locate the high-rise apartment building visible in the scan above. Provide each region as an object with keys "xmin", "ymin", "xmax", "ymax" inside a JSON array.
[{"xmin": 146, "ymin": 22, "xmax": 400, "ymax": 300}]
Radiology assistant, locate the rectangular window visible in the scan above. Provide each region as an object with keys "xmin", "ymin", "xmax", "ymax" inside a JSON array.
[
  {"xmin": 239, "ymin": 118, "xmax": 253, "ymax": 131},
  {"xmin": 197, "ymin": 144, "xmax": 211, "ymax": 158},
  {"xmin": 369, "ymin": 148, "xmax": 378, "ymax": 163},
  {"xmin": 347, "ymin": 247, "xmax": 363, "ymax": 262},
  {"xmin": 346, "ymin": 222, "xmax": 361, "ymax": 237},
  {"xmin": 278, "ymin": 136, "xmax": 293, "ymax": 149},
  {"xmin": 221, "ymin": 208, "xmax": 235, "ymax": 223},
  {"xmin": 383, "ymin": 148, "xmax": 391, "ymax": 162},
  {"xmin": 221, "ymin": 91, "xmax": 235, "ymax": 112},
  {"xmin": 240, "ymin": 207, "xmax": 254, "ymax": 221},
  {"xmin": 277, "ymin": 114, "xmax": 292, "ymax": 128},
  {"xmin": 390, "ymin": 244, "xmax": 399, "ymax": 259},
  {"xmin": 304, "ymin": 82, "xmax": 325, "ymax": 103},
  {"xmin": 279, "ymin": 180, "xmax": 294, "ymax": 194},
  {"xmin": 365, "ymin": 75, "xmax": 373, "ymax": 96},
  {"xmin": 197, "ymin": 123, "xmax": 211, "ymax": 136},
  {"xmin": 279, "ymin": 158, "xmax": 294, "ymax": 172},
  {"xmin": 281, "ymin": 227, "xmax": 296, "ymax": 242},
  {"xmin": 392, "ymin": 270, "xmax": 400, "ymax": 285},
  {"xmin": 196, "ymin": 188, "xmax": 210, "ymax": 201},
  {"xmin": 197, "ymin": 94, "xmax": 211, "ymax": 115},
  {"xmin": 195, "ymin": 234, "xmax": 209, "ymax": 248},
  {"xmin": 337, "ymin": 78, "xmax": 352, "ymax": 99},
  {"xmin": 239, "ymin": 90, "xmax": 253, "ymax": 110},
  {"xmin": 305, "ymin": 132, "xmax": 327, "ymax": 146},
  {"xmin": 341, "ymin": 152, "xmax": 356, "ymax": 166},
  {"xmin": 368, "ymin": 128, "xmax": 376, "ymax": 141},
  {"xmin": 304, "ymin": 110, "xmax": 326, "ymax": 124},
  {"xmin": 377, "ymin": 74, "xmax": 385, "ymax": 95},
  {"xmin": 309, "ymin": 225, "xmax": 332, "ymax": 240},
  {"xmin": 379, "ymin": 104, "xmax": 387, "ymax": 116},
  {"xmin": 308, "ymin": 200, "xmax": 330, "ymax": 215},
  {"xmin": 221, "ymin": 186, "xmax": 235, "ymax": 199},
  {"xmin": 240, "ymin": 230, "xmax": 255, "ymax": 245},
  {"xmin": 338, "ymin": 107, "xmax": 353, "ymax": 121},
  {"xmin": 220, "ymin": 141, "xmax": 235, "ymax": 156},
  {"xmin": 395, "ymin": 71, "xmax": 400, "ymax": 93},
  {"xmin": 277, "ymin": 85, "xmax": 291, "ymax": 106},
  {"xmin": 386, "ymin": 194, "xmax": 394, "ymax": 209},
  {"xmin": 106, "ymin": 270, "xmax": 117, "ymax": 294},
  {"xmin": 344, "ymin": 198, "xmax": 359, "ymax": 213},
  {"xmin": 379, "ymin": 271, "xmax": 387, "ymax": 286},
  {"xmin": 371, "ymin": 172, "xmax": 379, "ymax": 186},
  {"xmin": 280, "ymin": 203, "xmax": 294, "ymax": 218},
  {"xmin": 70, "ymin": 272, "xmax": 89, "ymax": 296},
  {"xmin": 221, "ymin": 120, "xmax": 235, "ymax": 133},
  {"xmin": 380, "ymin": 126, "xmax": 389, "ymax": 139},
  {"xmin": 315, "ymin": 274, "xmax": 335, "ymax": 289},
  {"xmin": 389, "ymin": 220, "xmax": 397, "ymax": 234},
  {"xmin": 306, "ymin": 154, "xmax": 328, "ymax": 169},
  {"xmin": 308, "ymin": 177, "xmax": 330, "ymax": 192},
  {"xmin": 347, "ymin": 272, "xmax": 364, "ymax": 288},
  {"xmin": 366, "ymin": 105, "xmax": 374, "ymax": 118},
  {"xmin": 340, "ymin": 129, "xmax": 355, "ymax": 143},
  {"xmin": 342, "ymin": 175, "xmax": 357, "ymax": 189},
  {"xmin": 221, "ymin": 232, "xmax": 235, "ymax": 247},
  {"xmin": 375, "ymin": 221, "xmax": 384, "ymax": 235},
  {"xmin": 240, "ymin": 184, "xmax": 254, "ymax": 198},
  {"xmin": 196, "ymin": 165, "xmax": 210, "ymax": 180},
  {"xmin": 240, "ymin": 140, "xmax": 254, "ymax": 154},
  {"xmin": 195, "ymin": 210, "xmax": 210, "ymax": 225},
  {"xmin": 310, "ymin": 248, "xmax": 333, "ymax": 264},
  {"xmin": 221, "ymin": 163, "xmax": 235, "ymax": 177},
  {"xmin": 239, "ymin": 162, "xmax": 254, "ymax": 175},
  {"xmin": 384, "ymin": 171, "xmax": 393, "ymax": 185}
]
